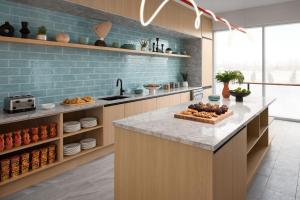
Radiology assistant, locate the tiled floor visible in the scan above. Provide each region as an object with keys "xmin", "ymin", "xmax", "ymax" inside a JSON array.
[{"xmin": 2, "ymin": 120, "xmax": 300, "ymax": 200}]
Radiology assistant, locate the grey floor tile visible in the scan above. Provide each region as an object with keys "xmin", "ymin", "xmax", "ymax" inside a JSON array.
[
  {"xmin": 260, "ymin": 188, "xmax": 296, "ymax": 200},
  {"xmin": 247, "ymin": 174, "xmax": 269, "ymax": 200}
]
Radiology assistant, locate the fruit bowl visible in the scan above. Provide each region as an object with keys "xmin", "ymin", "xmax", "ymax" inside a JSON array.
[{"xmin": 230, "ymin": 90, "xmax": 251, "ymax": 102}]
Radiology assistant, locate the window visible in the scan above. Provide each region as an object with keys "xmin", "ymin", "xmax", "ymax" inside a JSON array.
[{"xmin": 214, "ymin": 28, "xmax": 263, "ymax": 97}]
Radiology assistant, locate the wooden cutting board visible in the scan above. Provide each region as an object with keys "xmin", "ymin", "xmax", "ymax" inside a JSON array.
[{"xmin": 174, "ymin": 110, "xmax": 233, "ymax": 124}]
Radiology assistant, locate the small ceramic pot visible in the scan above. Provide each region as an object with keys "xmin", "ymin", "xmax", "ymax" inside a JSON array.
[
  {"xmin": 182, "ymin": 81, "xmax": 189, "ymax": 88},
  {"xmin": 36, "ymin": 34, "xmax": 47, "ymax": 41},
  {"xmin": 56, "ymin": 33, "xmax": 70, "ymax": 43},
  {"xmin": 222, "ymin": 82, "xmax": 230, "ymax": 98},
  {"xmin": 78, "ymin": 36, "xmax": 89, "ymax": 45},
  {"xmin": 141, "ymin": 47, "xmax": 147, "ymax": 51}
]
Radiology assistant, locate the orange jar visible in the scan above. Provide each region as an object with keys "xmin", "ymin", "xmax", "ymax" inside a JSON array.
[
  {"xmin": 20, "ymin": 153, "xmax": 30, "ymax": 174},
  {"xmin": 0, "ymin": 134, "xmax": 4, "ymax": 152},
  {"xmin": 14, "ymin": 130, "xmax": 22, "ymax": 147},
  {"xmin": 31, "ymin": 150, "xmax": 40, "ymax": 170},
  {"xmin": 31, "ymin": 127, "xmax": 39, "ymax": 143},
  {"xmin": 5, "ymin": 132, "xmax": 13, "ymax": 150},
  {"xmin": 40, "ymin": 125, "xmax": 48, "ymax": 140},
  {"xmin": 11, "ymin": 156, "xmax": 20, "ymax": 178},
  {"xmin": 40, "ymin": 147, "xmax": 48, "ymax": 167},
  {"xmin": 22, "ymin": 128, "xmax": 31, "ymax": 145},
  {"xmin": 48, "ymin": 145, "xmax": 56, "ymax": 164},
  {"xmin": 49, "ymin": 123, "xmax": 57, "ymax": 138},
  {"xmin": 0, "ymin": 159, "xmax": 10, "ymax": 182}
]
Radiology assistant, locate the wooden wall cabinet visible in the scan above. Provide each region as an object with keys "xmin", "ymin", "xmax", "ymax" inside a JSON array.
[
  {"xmin": 65, "ymin": 0, "xmax": 202, "ymax": 38},
  {"xmin": 201, "ymin": 15, "xmax": 213, "ymax": 39},
  {"xmin": 103, "ymin": 104, "xmax": 125, "ymax": 145},
  {"xmin": 202, "ymin": 38, "xmax": 213, "ymax": 88}
]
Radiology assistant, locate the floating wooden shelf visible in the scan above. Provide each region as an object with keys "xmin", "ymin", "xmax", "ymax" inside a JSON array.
[
  {"xmin": 0, "ymin": 137, "xmax": 59, "ymax": 156},
  {"xmin": 0, "ymin": 162, "xmax": 59, "ymax": 187},
  {"xmin": 63, "ymin": 146, "xmax": 104, "ymax": 161},
  {"xmin": 0, "ymin": 36, "xmax": 191, "ymax": 58},
  {"xmin": 63, "ymin": 125, "xmax": 103, "ymax": 138}
]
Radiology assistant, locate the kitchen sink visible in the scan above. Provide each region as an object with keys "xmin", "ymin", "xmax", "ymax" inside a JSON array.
[{"xmin": 99, "ymin": 95, "xmax": 130, "ymax": 101}]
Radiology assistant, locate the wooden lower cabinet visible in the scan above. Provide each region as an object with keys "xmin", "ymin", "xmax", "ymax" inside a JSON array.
[
  {"xmin": 203, "ymin": 88, "xmax": 213, "ymax": 97},
  {"xmin": 124, "ymin": 98, "xmax": 157, "ymax": 117},
  {"xmin": 169, "ymin": 93, "xmax": 181, "ymax": 106},
  {"xmin": 156, "ymin": 95, "xmax": 170, "ymax": 109},
  {"xmin": 115, "ymin": 127, "xmax": 247, "ymax": 200},
  {"xmin": 180, "ymin": 92, "xmax": 191, "ymax": 103},
  {"xmin": 103, "ymin": 104, "xmax": 125, "ymax": 145}
]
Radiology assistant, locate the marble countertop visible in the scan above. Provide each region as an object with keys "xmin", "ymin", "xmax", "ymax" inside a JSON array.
[
  {"xmin": 113, "ymin": 97, "xmax": 275, "ymax": 151},
  {"xmin": 0, "ymin": 87, "xmax": 200, "ymax": 125}
]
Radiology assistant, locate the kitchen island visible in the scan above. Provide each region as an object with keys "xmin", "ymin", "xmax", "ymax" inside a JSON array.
[{"xmin": 113, "ymin": 97, "xmax": 275, "ymax": 200}]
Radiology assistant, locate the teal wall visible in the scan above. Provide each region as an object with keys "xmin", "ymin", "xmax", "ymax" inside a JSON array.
[{"xmin": 0, "ymin": 0, "xmax": 184, "ymax": 105}]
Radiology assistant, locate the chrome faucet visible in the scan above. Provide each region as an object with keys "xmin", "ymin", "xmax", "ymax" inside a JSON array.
[{"xmin": 116, "ymin": 78, "xmax": 125, "ymax": 96}]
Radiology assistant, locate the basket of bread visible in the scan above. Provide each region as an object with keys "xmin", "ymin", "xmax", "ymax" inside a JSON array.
[{"xmin": 63, "ymin": 96, "xmax": 95, "ymax": 106}]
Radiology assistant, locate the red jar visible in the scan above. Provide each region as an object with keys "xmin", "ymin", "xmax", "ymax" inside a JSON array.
[
  {"xmin": 14, "ymin": 130, "xmax": 22, "ymax": 147},
  {"xmin": 0, "ymin": 134, "xmax": 4, "ymax": 152},
  {"xmin": 5, "ymin": 132, "xmax": 13, "ymax": 150},
  {"xmin": 31, "ymin": 127, "xmax": 39, "ymax": 143},
  {"xmin": 49, "ymin": 123, "xmax": 57, "ymax": 138},
  {"xmin": 40, "ymin": 125, "xmax": 48, "ymax": 140},
  {"xmin": 22, "ymin": 128, "xmax": 31, "ymax": 145}
]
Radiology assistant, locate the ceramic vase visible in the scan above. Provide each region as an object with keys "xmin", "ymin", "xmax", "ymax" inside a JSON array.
[
  {"xmin": 31, "ymin": 127, "xmax": 39, "ymax": 143},
  {"xmin": 23, "ymin": 129, "xmax": 31, "ymax": 145},
  {"xmin": 40, "ymin": 125, "xmax": 48, "ymax": 140},
  {"xmin": 5, "ymin": 133, "xmax": 13, "ymax": 150},
  {"xmin": 56, "ymin": 33, "xmax": 70, "ymax": 43},
  {"xmin": 0, "ymin": 21, "xmax": 14, "ymax": 37},
  {"xmin": 222, "ymin": 82, "xmax": 230, "ymax": 98},
  {"xmin": 182, "ymin": 81, "xmax": 189, "ymax": 88},
  {"xmin": 141, "ymin": 47, "xmax": 146, "ymax": 51},
  {"xmin": 19, "ymin": 22, "xmax": 30, "ymax": 38},
  {"xmin": 14, "ymin": 130, "xmax": 22, "ymax": 147}
]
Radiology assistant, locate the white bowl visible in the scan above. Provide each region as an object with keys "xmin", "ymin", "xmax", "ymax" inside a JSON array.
[{"xmin": 41, "ymin": 103, "xmax": 55, "ymax": 110}]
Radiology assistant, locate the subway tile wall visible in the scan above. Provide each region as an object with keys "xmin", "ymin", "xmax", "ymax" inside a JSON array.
[{"xmin": 0, "ymin": 0, "xmax": 185, "ymax": 105}]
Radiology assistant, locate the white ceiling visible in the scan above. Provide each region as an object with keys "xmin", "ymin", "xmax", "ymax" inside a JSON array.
[{"xmin": 194, "ymin": 0, "xmax": 297, "ymax": 13}]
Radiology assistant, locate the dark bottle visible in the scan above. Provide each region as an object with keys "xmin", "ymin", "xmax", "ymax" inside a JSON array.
[
  {"xmin": 19, "ymin": 21, "xmax": 30, "ymax": 38},
  {"xmin": 0, "ymin": 21, "xmax": 14, "ymax": 37}
]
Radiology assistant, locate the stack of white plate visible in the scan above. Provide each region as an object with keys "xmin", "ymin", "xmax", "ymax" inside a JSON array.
[
  {"xmin": 63, "ymin": 121, "xmax": 81, "ymax": 133},
  {"xmin": 80, "ymin": 117, "xmax": 98, "ymax": 128},
  {"xmin": 63, "ymin": 143, "xmax": 81, "ymax": 156},
  {"xmin": 80, "ymin": 138, "xmax": 97, "ymax": 150}
]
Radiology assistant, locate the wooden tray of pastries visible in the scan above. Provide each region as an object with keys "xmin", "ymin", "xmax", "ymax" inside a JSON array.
[
  {"xmin": 62, "ymin": 96, "xmax": 95, "ymax": 106},
  {"xmin": 174, "ymin": 102, "xmax": 233, "ymax": 124}
]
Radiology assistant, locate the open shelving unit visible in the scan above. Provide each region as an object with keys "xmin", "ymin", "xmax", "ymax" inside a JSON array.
[
  {"xmin": 0, "ymin": 36, "xmax": 191, "ymax": 58},
  {"xmin": 246, "ymin": 108, "xmax": 270, "ymax": 185}
]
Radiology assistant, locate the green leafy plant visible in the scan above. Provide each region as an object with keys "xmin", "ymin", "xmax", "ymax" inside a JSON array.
[
  {"xmin": 181, "ymin": 72, "xmax": 188, "ymax": 81},
  {"xmin": 139, "ymin": 40, "xmax": 148, "ymax": 48},
  {"xmin": 215, "ymin": 70, "xmax": 244, "ymax": 83},
  {"xmin": 37, "ymin": 26, "xmax": 47, "ymax": 35}
]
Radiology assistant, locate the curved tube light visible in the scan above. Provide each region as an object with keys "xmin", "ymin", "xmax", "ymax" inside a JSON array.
[
  {"xmin": 220, "ymin": 18, "xmax": 232, "ymax": 31},
  {"xmin": 205, "ymin": 9, "xmax": 218, "ymax": 22},
  {"xmin": 140, "ymin": 0, "xmax": 203, "ymax": 29}
]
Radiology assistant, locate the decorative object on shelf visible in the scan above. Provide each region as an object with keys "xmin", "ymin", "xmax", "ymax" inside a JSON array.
[
  {"xmin": 163, "ymin": 83, "xmax": 171, "ymax": 91},
  {"xmin": 31, "ymin": 150, "xmax": 40, "ymax": 170},
  {"xmin": 0, "ymin": 159, "xmax": 10, "ymax": 182},
  {"xmin": 48, "ymin": 145, "xmax": 56, "ymax": 164},
  {"xmin": 111, "ymin": 42, "xmax": 119, "ymax": 48},
  {"xmin": 63, "ymin": 143, "xmax": 81, "ymax": 156},
  {"xmin": 5, "ymin": 133, "xmax": 13, "ymax": 150},
  {"xmin": 181, "ymin": 72, "xmax": 189, "ymax": 88},
  {"xmin": 41, "ymin": 103, "xmax": 55, "ymax": 110},
  {"xmin": 208, "ymin": 95, "xmax": 220, "ymax": 101},
  {"xmin": 10, "ymin": 156, "xmax": 20, "ymax": 178},
  {"xmin": 161, "ymin": 44, "xmax": 164, "ymax": 53},
  {"xmin": 230, "ymin": 87, "xmax": 251, "ymax": 102},
  {"xmin": 0, "ymin": 134, "xmax": 4, "ymax": 152},
  {"xmin": 80, "ymin": 138, "xmax": 96, "ymax": 150},
  {"xmin": 170, "ymin": 82, "xmax": 175, "ymax": 89},
  {"xmin": 36, "ymin": 26, "xmax": 47, "ymax": 41},
  {"xmin": 120, "ymin": 44, "xmax": 136, "ymax": 50},
  {"xmin": 40, "ymin": 147, "xmax": 48, "ymax": 167},
  {"xmin": 22, "ymin": 128, "xmax": 30, "ymax": 145},
  {"xmin": 56, "ymin": 33, "xmax": 70, "ymax": 43},
  {"xmin": 144, "ymin": 84, "xmax": 161, "ymax": 95},
  {"xmin": 63, "ymin": 121, "xmax": 81, "ymax": 133},
  {"xmin": 152, "ymin": 42, "xmax": 155, "ymax": 52},
  {"xmin": 0, "ymin": 22, "xmax": 14, "ymax": 37},
  {"xmin": 165, "ymin": 48, "xmax": 172, "ymax": 54},
  {"xmin": 19, "ymin": 21, "xmax": 30, "ymax": 38},
  {"xmin": 155, "ymin": 38, "xmax": 159, "ymax": 52},
  {"xmin": 181, "ymin": 51, "xmax": 187, "ymax": 55},
  {"xmin": 21, "ymin": 153, "xmax": 30, "ymax": 174},
  {"xmin": 40, "ymin": 125, "xmax": 48, "ymax": 140},
  {"xmin": 80, "ymin": 117, "xmax": 98, "ymax": 128},
  {"xmin": 49, "ymin": 123, "xmax": 57, "ymax": 138},
  {"xmin": 139, "ymin": 39, "xmax": 148, "ymax": 51},
  {"xmin": 31, "ymin": 127, "xmax": 39, "ymax": 143},
  {"xmin": 14, "ymin": 130, "xmax": 22, "ymax": 147},
  {"xmin": 215, "ymin": 70, "xmax": 244, "ymax": 99},
  {"xmin": 78, "ymin": 36, "xmax": 89, "ymax": 45},
  {"xmin": 133, "ymin": 88, "xmax": 144, "ymax": 95},
  {"xmin": 94, "ymin": 21, "xmax": 112, "ymax": 47}
]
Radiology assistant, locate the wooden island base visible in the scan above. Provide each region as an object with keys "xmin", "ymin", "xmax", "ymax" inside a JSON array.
[{"xmin": 115, "ymin": 107, "xmax": 270, "ymax": 200}]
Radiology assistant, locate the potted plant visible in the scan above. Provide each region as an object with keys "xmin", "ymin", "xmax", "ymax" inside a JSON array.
[
  {"xmin": 215, "ymin": 70, "xmax": 244, "ymax": 98},
  {"xmin": 139, "ymin": 40, "xmax": 148, "ymax": 51},
  {"xmin": 36, "ymin": 26, "xmax": 47, "ymax": 41},
  {"xmin": 181, "ymin": 72, "xmax": 188, "ymax": 87}
]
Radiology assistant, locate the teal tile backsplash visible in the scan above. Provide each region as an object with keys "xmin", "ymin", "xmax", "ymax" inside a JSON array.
[{"xmin": 0, "ymin": 0, "xmax": 185, "ymax": 105}]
